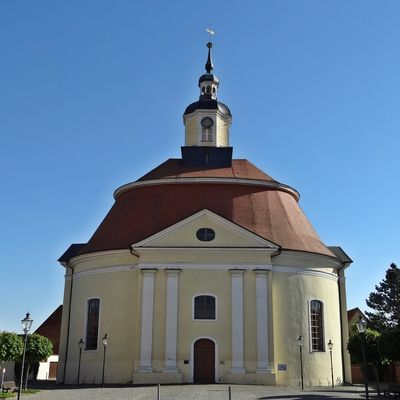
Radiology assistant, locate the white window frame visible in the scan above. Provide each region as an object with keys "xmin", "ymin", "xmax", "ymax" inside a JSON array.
[
  {"xmin": 308, "ymin": 298, "xmax": 325, "ymax": 353},
  {"xmin": 192, "ymin": 293, "xmax": 218, "ymax": 321}
]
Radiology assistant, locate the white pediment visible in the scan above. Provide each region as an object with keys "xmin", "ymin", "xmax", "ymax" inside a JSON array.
[{"xmin": 132, "ymin": 209, "xmax": 279, "ymax": 249}]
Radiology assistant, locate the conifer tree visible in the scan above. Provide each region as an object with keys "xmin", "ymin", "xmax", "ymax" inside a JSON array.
[{"xmin": 366, "ymin": 263, "xmax": 400, "ymax": 330}]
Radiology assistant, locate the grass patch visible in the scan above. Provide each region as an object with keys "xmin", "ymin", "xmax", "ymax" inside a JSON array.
[{"xmin": 0, "ymin": 389, "xmax": 40, "ymax": 399}]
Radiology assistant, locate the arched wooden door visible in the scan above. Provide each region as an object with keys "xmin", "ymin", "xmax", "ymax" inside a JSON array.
[{"xmin": 193, "ymin": 338, "xmax": 215, "ymax": 384}]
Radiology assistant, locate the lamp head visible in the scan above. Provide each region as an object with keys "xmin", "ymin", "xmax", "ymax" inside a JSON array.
[
  {"xmin": 21, "ymin": 312, "xmax": 33, "ymax": 335},
  {"xmin": 297, "ymin": 335, "xmax": 303, "ymax": 347},
  {"xmin": 102, "ymin": 334, "xmax": 109, "ymax": 347},
  {"xmin": 356, "ymin": 317, "xmax": 367, "ymax": 333},
  {"xmin": 79, "ymin": 338, "xmax": 84, "ymax": 349},
  {"xmin": 328, "ymin": 339, "xmax": 333, "ymax": 350}
]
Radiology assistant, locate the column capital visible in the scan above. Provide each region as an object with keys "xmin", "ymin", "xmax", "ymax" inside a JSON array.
[
  {"xmin": 140, "ymin": 268, "xmax": 157, "ymax": 277},
  {"xmin": 229, "ymin": 269, "xmax": 246, "ymax": 275},
  {"xmin": 165, "ymin": 268, "xmax": 181, "ymax": 277},
  {"xmin": 254, "ymin": 269, "xmax": 269, "ymax": 276}
]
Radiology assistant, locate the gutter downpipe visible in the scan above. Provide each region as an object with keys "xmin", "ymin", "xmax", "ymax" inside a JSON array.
[
  {"xmin": 62, "ymin": 261, "xmax": 74, "ymax": 384},
  {"xmin": 337, "ymin": 261, "xmax": 351, "ymax": 384}
]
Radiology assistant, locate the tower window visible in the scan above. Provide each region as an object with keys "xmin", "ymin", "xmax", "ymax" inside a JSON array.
[
  {"xmin": 196, "ymin": 228, "xmax": 215, "ymax": 241},
  {"xmin": 202, "ymin": 128, "xmax": 212, "ymax": 142},
  {"xmin": 207, "ymin": 86, "xmax": 211, "ymax": 93},
  {"xmin": 194, "ymin": 295, "xmax": 216, "ymax": 320},
  {"xmin": 310, "ymin": 300, "xmax": 324, "ymax": 351},
  {"xmin": 85, "ymin": 298, "xmax": 100, "ymax": 350}
]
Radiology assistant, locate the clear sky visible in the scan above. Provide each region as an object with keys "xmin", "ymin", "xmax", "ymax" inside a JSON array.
[{"xmin": 1, "ymin": 1, "xmax": 399, "ymax": 333}]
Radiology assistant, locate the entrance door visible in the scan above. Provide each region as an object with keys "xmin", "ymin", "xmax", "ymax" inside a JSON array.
[
  {"xmin": 193, "ymin": 339, "xmax": 215, "ymax": 383},
  {"xmin": 48, "ymin": 362, "xmax": 58, "ymax": 379}
]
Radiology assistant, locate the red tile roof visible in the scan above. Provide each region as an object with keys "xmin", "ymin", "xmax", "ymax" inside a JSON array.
[
  {"xmin": 35, "ymin": 305, "xmax": 62, "ymax": 355},
  {"xmin": 138, "ymin": 159, "xmax": 278, "ymax": 182},
  {"xmin": 74, "ymin": 159, "xmax": 334, "ymax": 258}
]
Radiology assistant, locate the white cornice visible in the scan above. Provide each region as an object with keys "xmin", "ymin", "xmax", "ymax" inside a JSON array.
[
  {"xmin": 272, "ymin": 265, "xmax": 338, "ymax": 282},
  {"xmin": 65, "ymin": 260, "xmax": 337, "ymax": 281},
  {"xmin": 114, "ymin": 177, "xmax": 299, "ymax": 201},
  {"xmin": 74, "ymin": 265, "xmax": 136, "ymax": 279},
  {"xmin": 138, "ymin": 263, "xmax": 272, "ymax": 270},
  {"xmin": 276, "ymin": 249, "xmax": 342, "ymax": 268},
  {"xmin": 68, "ymin": 249, "xmax": 134, "ymax": 267}
]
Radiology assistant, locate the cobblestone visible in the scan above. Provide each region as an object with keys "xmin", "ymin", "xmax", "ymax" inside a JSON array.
[{"xmin": 27, "ymin": 384, "xmax": 374, "ymax": 400}]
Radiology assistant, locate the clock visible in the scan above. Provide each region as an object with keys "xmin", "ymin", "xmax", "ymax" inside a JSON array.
[{"xmin": 201, "ymin": 117, "xmax": 214, "ymax": 129}]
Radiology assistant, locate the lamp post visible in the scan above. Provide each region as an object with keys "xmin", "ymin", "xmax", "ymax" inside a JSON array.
[
  {"xmin": 17, "ymin": 313, "xmax": 33, "ymax": 400},
  {"xmin": 297, "ymin": 335, "xmax": 304, "ymax": 390},
  {"xmin": 101, "ymin": 334, "xmax": 109, "ymax": 388},
  {"xmin": 328, "ymin": 340, "xmax": 334, "ymax": 388},
  {"xmin": 77, "ymin": 338, "xmax": 84, "ymax": 384},
  {"xmin": 356, "ymin": 317, "xmax": 369, "ymax": 400}
]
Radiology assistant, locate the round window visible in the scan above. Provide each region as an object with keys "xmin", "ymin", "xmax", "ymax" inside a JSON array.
[{"xmin": 196, "ymin": 228, "xmax": 215, "ymax": 242}]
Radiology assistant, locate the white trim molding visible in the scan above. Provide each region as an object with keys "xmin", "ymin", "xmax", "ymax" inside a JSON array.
[{"xmin": 114, "ymin": 178, "xmax": 299, "ymax": 201}]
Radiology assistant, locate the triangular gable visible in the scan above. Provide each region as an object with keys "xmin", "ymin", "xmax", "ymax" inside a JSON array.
[{"xmin": 132, "ymin": 209, "xmax": 279, "ymax": 249}]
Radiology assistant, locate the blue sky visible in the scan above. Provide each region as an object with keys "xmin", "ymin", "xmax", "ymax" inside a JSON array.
[{"xmin": 1, "ymin": 1, "xmax": 399, "ymax": 333}]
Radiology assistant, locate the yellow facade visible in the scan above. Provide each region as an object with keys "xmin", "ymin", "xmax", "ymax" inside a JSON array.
[{"xmin": 58, "ymin": 210, "xmax": 351, "ymax": 386}]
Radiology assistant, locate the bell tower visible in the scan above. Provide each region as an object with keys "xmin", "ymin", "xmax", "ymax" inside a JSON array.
[{"xmin": 182, "ymin": 42, "xmax": 233, "ymax": 167}]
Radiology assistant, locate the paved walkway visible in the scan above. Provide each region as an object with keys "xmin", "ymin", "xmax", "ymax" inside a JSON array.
[{"xmin": 26, "ymin": 384, "xmax": 374, "ymax": 400}]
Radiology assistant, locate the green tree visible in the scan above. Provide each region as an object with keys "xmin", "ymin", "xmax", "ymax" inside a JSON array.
[
  {"xmin": 0, "ymin": 332, "xmax": 23, "ymax": 362},
  {"xmin": 347, "ymin": 326, "xmax": 383, "ymax": 365},
  {"xmin": 17, "ymin": 334, "xmax": 53, "ymax": 389},
  {"xmin": 366, "ymin": 263, "xmax": 400, "ymax": 330}
]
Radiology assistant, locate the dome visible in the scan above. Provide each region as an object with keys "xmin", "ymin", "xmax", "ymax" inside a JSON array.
[
  {"xmin": 183, "ymin": 99, "xmax": 231, "ymax": 116},
  {"xmin": 76, "ymin": 159, "xmax": 334, "ymax": 258},
  {"xmin": 199, "ymin": 73, "xmax": 219, "ymax": 85}
]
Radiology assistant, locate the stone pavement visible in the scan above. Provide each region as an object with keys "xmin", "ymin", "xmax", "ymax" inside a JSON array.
[{"xmin": 26, "ymin": 384, "xmax": 375, "ymax": 400}]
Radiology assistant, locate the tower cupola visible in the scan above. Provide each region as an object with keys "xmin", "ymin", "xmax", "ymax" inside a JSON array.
[{"xmin": 183, "ymin": 41, "xmax": 232, "ymax": 151}]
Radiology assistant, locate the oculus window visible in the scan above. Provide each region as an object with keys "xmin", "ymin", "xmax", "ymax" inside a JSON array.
[
  {"xmin": 196, "ymin": 228, "xmax": 215, "ymax": 242},
  {"xmin": 194, "ymin": 295, "xmax": 216, "ymax": 320},
  {"xmin": 85, "ymin": 298, "xmax": 100, "ymax": 350},
  {"xmin": 310, "ymin": 300, "xmax": 324, "ymax": 351}
]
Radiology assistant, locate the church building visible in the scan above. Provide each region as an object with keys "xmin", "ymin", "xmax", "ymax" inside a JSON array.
[{"xmin": 57, "ymin": 42, "xmax": 352, "ymax": 386}]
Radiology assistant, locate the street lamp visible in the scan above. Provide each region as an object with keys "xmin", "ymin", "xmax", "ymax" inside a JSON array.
[
  {"xmin": 328, "ymin": 340, "xmax": 334, "ymax": 388},
  {"xmin": 77, "ymin": 338, "xmax": 84, "ymax": 384},
  {"xmin": 101, "ymin": 334, "xmax": 109, "ymax": 388},
  {"xmin": 356, "ymin": 317, "xmax": 369, "ymax": 400},
  {"xmin": 297, "ymin": 335, "xmax": 304, "ymax": 390},
  {"xmin": 17, "ymin": 312, "xmax": 33, "ymax": 400}
]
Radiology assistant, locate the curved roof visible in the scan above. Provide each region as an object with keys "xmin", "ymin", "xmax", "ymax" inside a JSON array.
[
  {"xmin": 183, "ymin": 99, "xmax": 231, "ymax": 117},
  {"xmin": 76, "ymin": 159, "xmax": 334, "ymax": 258},
  {"xmin": 137, "ymin": 159, "xmax": 277, "ymax": 183}
]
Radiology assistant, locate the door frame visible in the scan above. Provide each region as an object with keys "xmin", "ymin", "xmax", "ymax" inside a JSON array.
[{"xmin": 191, "ymin": 336, "xmax": 218, "ymax": 383}]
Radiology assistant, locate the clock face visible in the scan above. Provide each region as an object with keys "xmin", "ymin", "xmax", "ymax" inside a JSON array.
[{"xmin": 201, "ymin": 117, "xmax": 214, "ymax": 129}]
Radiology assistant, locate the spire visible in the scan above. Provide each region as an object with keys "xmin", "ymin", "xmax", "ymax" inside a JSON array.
[
  {"xmin": 205, "ymin": 42, "xmax": 214, "ymax": 73},
  {"xmin": 198, "ymin": 42, "xmax": 219, "ymax": 100}
]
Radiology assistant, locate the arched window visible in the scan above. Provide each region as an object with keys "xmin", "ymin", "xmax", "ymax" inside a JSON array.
[
  {"xmin": 310, "ymin": 300, "xmax": 324, "ymax": 351},
  {"xmin": 85, "ymin": 298, "xmax": 100, "ymax": 350},
  {"xmin": 194, "ymin": 295, "xmax": 216, "ymax": 320}
]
